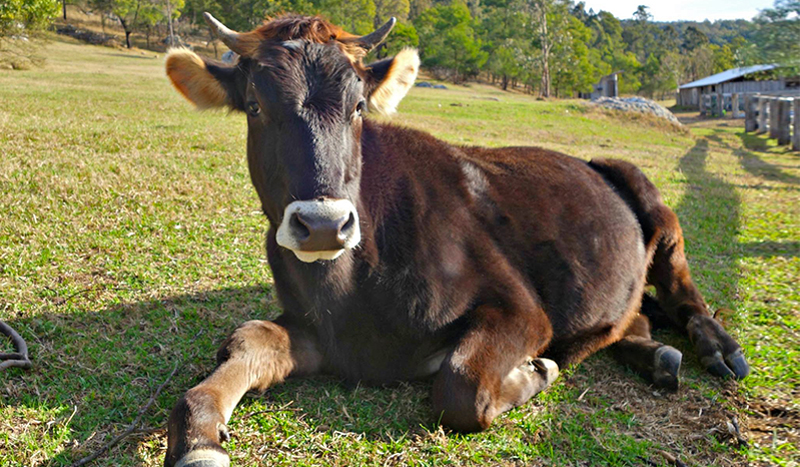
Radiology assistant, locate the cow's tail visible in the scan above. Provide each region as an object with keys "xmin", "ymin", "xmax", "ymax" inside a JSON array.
[{"xmin": 587, "ymin": 157, "xmax": 664, "ymax": 247}]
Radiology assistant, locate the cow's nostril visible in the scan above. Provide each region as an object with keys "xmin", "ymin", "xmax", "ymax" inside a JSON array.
[
  {"xmin": 290, "ymin": 213, "xmax": 311, "ymax": 240},
  {"xmin": 341, "ymin": 212, "xmax": 356, "ymax": 235}
]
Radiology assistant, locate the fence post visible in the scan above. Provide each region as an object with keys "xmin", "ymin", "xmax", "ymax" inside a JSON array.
[
  {"xmin": 769, "ymin": 98, "xmax": 781, "ymax": 139},
  {"xmin": 745, "ymin": 95, "xmax": 757, "ymax": 131},
  {"xmin": 777, "ymin": 98, "xmax": 791, "ymax": 145},
  {"xmin": 717, "ymin": 92, "xmax": 725, "ymax": 117},
  {"xmin": 731, "ymin": 93, "xmax": 740, "ymax": 118},
  {"xmin": 757, "ymin": 97, "xmax": 769, "ymax": 133},
  {"xmin": 794, "ymin": 98, "xmax": 800, "ymax": 151},
  {"xmin": 699, "ymin": 94, "xmax": 706, "ymax": 116}
]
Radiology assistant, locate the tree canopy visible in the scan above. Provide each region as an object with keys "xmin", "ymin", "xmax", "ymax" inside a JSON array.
[{"xmin": 34, "ymin": 0, "xmax": 795, "ymax": 96}]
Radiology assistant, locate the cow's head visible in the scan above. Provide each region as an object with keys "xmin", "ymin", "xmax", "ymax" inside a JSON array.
[{"xmin": 166, "ymin": 13, "xmax": 419, "ymax": 263}]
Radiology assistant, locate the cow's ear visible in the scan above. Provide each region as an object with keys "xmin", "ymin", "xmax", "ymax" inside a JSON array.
[
  {"xmin": 166, "ymin": 49, "xmax": 245, "ymax": 110},
  {"xmin": 364, "ymin": 48, "xmax": 419, "ymax": 116}
]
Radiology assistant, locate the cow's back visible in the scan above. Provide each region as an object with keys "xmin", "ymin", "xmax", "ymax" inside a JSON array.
[
  {"xmin": 458, "ymin": 145, "xmax": 648, "ymax": 350},
  {"xmin": 363, "ymin": 123, "xmax": 649, "ymax": 353}
]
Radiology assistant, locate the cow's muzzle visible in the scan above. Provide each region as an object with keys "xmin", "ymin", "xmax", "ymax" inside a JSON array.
[{"xmin": 275, "ymin": 199, "xmax": 360, "ymax": 263}]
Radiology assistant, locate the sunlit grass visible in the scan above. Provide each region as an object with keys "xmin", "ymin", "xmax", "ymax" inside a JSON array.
[{"xmin": 1, "ymin": 38, "xmax": 797, "ymax": 466}]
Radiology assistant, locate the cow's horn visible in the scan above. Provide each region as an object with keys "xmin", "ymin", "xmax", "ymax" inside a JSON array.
[
  {"xmin": 351, "ymin": 17, "xmax": 396, "ymax": 52},
  {"xmin": 203, "ymin": 12, "xmax": 249, "ymax": 56}
]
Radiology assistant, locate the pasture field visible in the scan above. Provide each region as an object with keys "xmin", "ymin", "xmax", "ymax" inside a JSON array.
[{"xmin": 1, "ymin": 37, "xmax": 798, "ymax": 467}]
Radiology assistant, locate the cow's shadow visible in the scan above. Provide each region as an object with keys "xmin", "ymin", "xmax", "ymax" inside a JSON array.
[{"xmin": 2, "ymin": 285, "xmax": 439, "ymax": 465}]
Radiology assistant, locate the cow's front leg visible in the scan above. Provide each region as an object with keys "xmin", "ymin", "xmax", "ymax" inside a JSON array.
[
  {"xmin": 431, "ymin": 302, "xmax": 557, "ymax": 433},
  {"xmin": 165, "ymin": 318, "xmax": 321, "ymax": 467}
]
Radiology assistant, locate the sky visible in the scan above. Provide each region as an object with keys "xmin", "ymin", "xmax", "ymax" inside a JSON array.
[{"xmin": 580, "ymin": 0, "xmax": 775, "ymax": 22}]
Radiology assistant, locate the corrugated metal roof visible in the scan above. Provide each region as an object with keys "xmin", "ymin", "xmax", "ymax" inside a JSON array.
[{"xmin": 679, "ymin": 64, "xmax": 779, "ymax": 90}]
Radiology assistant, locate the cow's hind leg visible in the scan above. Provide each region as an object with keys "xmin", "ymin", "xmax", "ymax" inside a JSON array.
[
  {"xmin": 432, "ymin": 302, "xmax": 557, "ymax": 433},
  {"xmin": 610, "ymin": 314, "xmax": 682, "ymax": 390},
  {"xmin": 646, "ymin": 205, "xmax": 749, "ymax": 380},
  {"xmin": 589, "ymin": 158, "xmax": 748, "ymax": 380},
  {"xmin": 165, "ymin": 318, "xmax": 321, "ymax": 467}
]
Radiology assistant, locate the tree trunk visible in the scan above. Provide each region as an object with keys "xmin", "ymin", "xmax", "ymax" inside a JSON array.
[
  {"xmin": 502, "ymin": 74, "xmax": 509, "ymax": 91},
  {"xmin": 63, "ymin": 0, "xmax": 67, "ymax": 20},
  {"xmin": 539, "ymin": 3, "xmax": 551, "ymax": 99},
  {"xmin": 166, "ymin": 0, "xmax": 175, "ymax": 47},
  {"xmin": 120, "ymin": 17, "xmax": 132, "ymax": 48}
]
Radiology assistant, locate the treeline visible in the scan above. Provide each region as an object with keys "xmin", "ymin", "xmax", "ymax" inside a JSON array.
[{"xmin": 3, "ymin": 0, "xmax": 798, "ymax": 97}]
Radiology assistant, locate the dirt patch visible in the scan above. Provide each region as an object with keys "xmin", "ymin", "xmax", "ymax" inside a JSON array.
[{"xmin": 568, "ymin": 359, "xmax": 760, "ymax": 466}]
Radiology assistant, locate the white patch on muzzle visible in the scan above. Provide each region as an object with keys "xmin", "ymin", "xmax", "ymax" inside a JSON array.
[{"xmin": 275, "ymin": 199, "xmax": 361, "ymax": 263}]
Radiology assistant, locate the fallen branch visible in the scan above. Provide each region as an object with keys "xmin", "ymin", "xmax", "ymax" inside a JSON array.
[
  {"xmin": 658, "ymin": 450, "xmax": 688, "ymax": 467},
  {"xmin": 69, "ymin": 360, "xmax": 179, "ymax": 467},
  {"xmin": 0, "ymin": 320, "xmax": 32, "ymax": 370},
  {"xmin": 69, "ymin": 329, "xmax": 203, "ymax": 467}
]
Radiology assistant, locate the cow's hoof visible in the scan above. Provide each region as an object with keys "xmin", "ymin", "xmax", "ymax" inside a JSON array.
[
  {"xmin": 531, "ymin": 358, "xmax": 559, "ymax": 387},
  {"xmin": 175, "ymin": 449, "xmax": 230, "ymax": 467},
  {"xmin": 652, "ymin": 345, "xmax": 681, "ymax": 391},
  {"xmin": 725, "ymin": 348, "xmax": 750, "ymax": 380},
  {"xmin": 689, "ymin": 314, "xmax": 750, "ymax": 380}
]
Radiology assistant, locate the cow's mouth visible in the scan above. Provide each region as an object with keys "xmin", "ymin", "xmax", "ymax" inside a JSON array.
[
  {"xmin": 275, "ymin": 199, "xmax": 361, "ymax": 262},
  {"xmin": 291, "ymin": 249, "xmax": 348, "ymax": 263}
]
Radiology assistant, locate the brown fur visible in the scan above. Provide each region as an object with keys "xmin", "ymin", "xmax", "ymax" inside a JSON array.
[{"xmin": 231, "ymin": 14, "xmax": 365, "ymax": 61}]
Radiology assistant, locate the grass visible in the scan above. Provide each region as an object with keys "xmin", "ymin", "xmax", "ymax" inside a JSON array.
[{"xmin": 1, "ymin": 37, "xmax": 798, "ymax": 467}]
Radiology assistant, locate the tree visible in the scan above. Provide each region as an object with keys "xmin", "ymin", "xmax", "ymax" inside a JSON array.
[
  {"xmin": 551, "ymin": 15, "xmax": 603, "ymax": 97},
  {"xmin": 90, "ymin": 0, "xmax": 144, "ymax": 48},
  {"xmin": 682, "ymin": 25, "xmax": 709, "ymax": 51},
  {"xmin": 372, "ymin": 0, "xmax": 409, "ymax": 56},
  {"xmin": 533, "ymin": 0, "xmax": 552, "ymax": 97},
  {"xmin": 633, "ymin": 4, "xmax": 650, "ymax": 23},
  {"xmin": 753, "ymin": 0, "xmax": 800, "ymax": 71},
  {"xmin": 1, "ymin": 0, "xmax": 59, "ymax": 34},
  {"xmin": 383, "ymin": 20, "xmax": 418, "ymax": 55},
  {"xmin": 414, "ymin": 0, "xmax": 487, "ymax": 82},
  {"xmin": 319, "ymin": 0, "xmax": 376, "ymax": 34},
  {"xmin": 586, "ymin": 10, "xmax": 640, "ymax": 93},
  {"xmin": 480, "ymin": 0, "xmax": 532, "ymax": 90},
  {"xmin": 710, "ymin": 43, "xmax": 735, "ymax": 73},
  {"xmin": 1, "ymin": 0, "xmax": 59, "ymax": 69}
]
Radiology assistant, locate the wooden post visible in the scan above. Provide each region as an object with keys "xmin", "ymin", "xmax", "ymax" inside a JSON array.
[
  {"xmin": 757, "ymin": 97, "xmax": 769, "ymax": 134},
  {"xmin": 745, "ymin": 95, "xmax": 757, "ymax": 131},
  {"xmin": 769, "ymin": 98, "xmax": 780, "ymax": 139},
  {"xmin": 699, "ymin": 94, "xmax": 706, "ymax": 116},
  {"xmin": 717, "ymin": 92, "xmax": 724, "ymax": 117},
  {"xmin": 777, "ymin": 98, "xmax": 791, "ymax": 145},
  {"xmin": 794, "ymin": 98, "xmax": 800, "ymax": 151},
  {"xmin": 731, "ymin": 93, "xmax": 740, "ymax": 118}
]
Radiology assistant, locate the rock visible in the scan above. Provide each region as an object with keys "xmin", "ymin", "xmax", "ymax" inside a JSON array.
[
  {"xmin": 56, "ymin": 25, "xmax": 118, "ymax": 46},
  {"xmin": 591, "ymin": 96, "xmax": 681, "ymax": 125},
  {"xmin": 415, "ymin": 82, "xmax": 447, "ymax": 90},
  {"xmin": 162, "ymin": 35, "xmax": 187, "ymax": 48}
]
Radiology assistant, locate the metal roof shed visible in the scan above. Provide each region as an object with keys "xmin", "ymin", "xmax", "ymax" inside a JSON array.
[{"xmin": 676, "ymin": 64, "xmax": 792, "ymax": 108}]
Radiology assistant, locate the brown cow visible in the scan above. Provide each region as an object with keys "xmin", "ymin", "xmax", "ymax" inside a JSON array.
[{"xmin": 163, "ymin": 13, "xmax": 749, "ymax": 467}]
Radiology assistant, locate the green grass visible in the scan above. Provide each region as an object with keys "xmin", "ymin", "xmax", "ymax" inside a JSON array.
[{"xmin": 1, "ymin": 38, "xmax": 798, "ymax": 467}]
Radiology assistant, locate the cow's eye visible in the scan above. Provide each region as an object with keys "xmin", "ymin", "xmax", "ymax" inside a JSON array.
[
  {"xmin": 355, "ymin": 99, "xmax": 367, "ymax": 116},
  {"xmin": 246, "ymin": 101, "xmax": 260, "ymax": 117}
]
